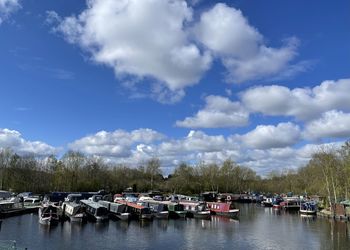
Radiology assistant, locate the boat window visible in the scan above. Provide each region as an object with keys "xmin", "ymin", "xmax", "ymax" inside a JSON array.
[
  {"xmin": 142, "ymin": 207, "xmax": 151, "ymax": 214},
  {"xmin": 175, "ymin": 204, "xmax": 184, "ymax": 211},
  {"xmin": 96, "ymin": 207, "xmax": 107, "ymax": 216}
]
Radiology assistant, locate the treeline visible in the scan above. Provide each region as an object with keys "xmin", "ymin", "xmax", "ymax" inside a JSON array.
[
  {"xmin": 1, "ymin": 141, "xmax": 350, "ymax": 206},
  {"xmin": 261, "ymin": 141, "xmax": 350, "ymax": 206},
  {"xmin": 0, "ymin": 149, "xmax": 259, "ymax": 194}
]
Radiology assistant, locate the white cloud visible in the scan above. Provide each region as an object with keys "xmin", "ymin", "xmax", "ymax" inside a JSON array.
[
  {"xmin": 45, "ymin": 10, "xmax": 61, "ymax": 25},
  {"xmin": 0, "ymin": 0, "xmax": 20, "ymax": 24},
  {"xmin": 241, "ymin": 78, "xmax": 350, "ymax": 120},
  {"xmin": 296, "ymin": 142, "xmax": 343, "ymax": 159},
  {"xmin": 68, "ymin": 128, "xmax": 165, "ymax": 158},
  {"xmin": 65, "ymin": 127, "xmax": 348, "ymax": 175},
  {"xmin": 0, "ymin": 128, "xmax": 57, "ymax": 156},
  {"xmin": 241, "ymin": 122, "xmax": 301, "ymax": 149},
  {"xmin": 51, "ymin": 0, "xmax": 211, "ymax": 93},
  {"xmin": 304, "ymin": 110, "xmax": 350, "ymax": 140},
  {"xmin": 194, "ymin": 3, "xmax": 300, "ymax": 83},
  {"xmin": 48, "ymin": 1, "xmax": 305, "ymax": 102},
  {"xmin": 167, "ymin": 130, "xmax": 234, "ymax": 153},
  {"xmin": 176, "ymin": 95, "xmax": 249, "ymax": 128}
]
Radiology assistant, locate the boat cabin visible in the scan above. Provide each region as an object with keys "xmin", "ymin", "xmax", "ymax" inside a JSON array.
[
  {"xmin": 116, "ymin": 200, "xmax": 152, "ymax": 219},
  {"xmin": 23, "ymin": 197, "xmax": 41, "ymax": 207},
  {"xmin": 80, "ymin": 200, "xmax": 108, "ymax": 221}
]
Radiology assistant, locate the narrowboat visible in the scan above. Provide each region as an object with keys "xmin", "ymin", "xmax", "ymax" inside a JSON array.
[
  {"xmin": 80, "ymin": 199, "xmax": 108, "ymax": 222},
  {"xmin": 299, "ymin": 201, "xmax": 317, "ymax": 215},
  {"xmin": 262, "ymin": 197, "xmax": 273, "ymax": 207},
  {"xmin": 142, "ymin": 201, "xmax": 169, "ymax": 219},
  {"xmin": 180, "ymin": 201, "xmax": 211, "ymax": 219},
  {"xmin": 237, "ymin": 194, "xmax": 252, "ymax": 203},
  {"xmin": 201, "ymin": 192, "xmax": 218, "ymax": 202},
  {"xmin": 116, "ymin": 200, "xmax": 153, "ymax": 220},
  {"xmin": 164, "ymin": 202, "xmax": 187, "ymax": 219},
  {"xmin": 23, "ymin": 196, "xmax": 41, "ymax": 208},
  {"xmin": 272, "ymin": 197, "xmax": 284, "ymax": 209},
  {"xmin": 38, "ymin": 203, "xmax": 60, "ymax": 225},
  {"xmin": 98, "ymin": 200, "xmax": 130, "ymax": 221},
  {"xmin": 206, "ymin": 202, "xmax": 239, "ymax": 218},
  {"xmin": 62, "ymin": 202, "xmax": 86, "ymax": 222},
  {"xmin": 0, "ymin": 198, "xmax": 26, "ymax": 218},
  {"xmin": 281, "ymin": 197, "xmax": 301, "ymax": 211}
]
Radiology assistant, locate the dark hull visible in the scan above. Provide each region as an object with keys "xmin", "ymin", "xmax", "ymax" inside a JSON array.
[
  {"xmin": 284, "ymin": 206, "xmax": 300, "ymax": 211},
  {"xmin": 236, "ymin": 198, "xmax": 252, "ymax": 203},
  {"xmin": 0, "ymin": 207, "xmax": 38, "ymax": 218},
  {"xmin": 262, "ymin": 203, "xmax": 273, "ymax": 207},
  {"xmin": 169, "ymin": 211, "xmax": 186, "ymax": 219},
  {"xmin": 186, "ymin": 211, "xmax": 211, "ymax": 220}
]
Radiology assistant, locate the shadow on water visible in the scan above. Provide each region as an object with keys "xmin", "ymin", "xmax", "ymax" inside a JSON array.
[
  {"xmin": 155, "ymin": 218, "xmax": 169, "ymax": 231},
  {"xmin": 113, "ymin": 219, "xmax": 130, "ymax": 234},
  {"xmin": 139, "ymin": 219, "xmax": 152, "ymax": 228},
  {"xmin": 38, "ymin": 222, "xmax": 59, "ymax": 235}
]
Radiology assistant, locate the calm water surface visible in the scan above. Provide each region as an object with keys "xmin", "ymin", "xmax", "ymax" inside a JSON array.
[{"xmin": 1, "ymin": 204, "xmax": 350, "ymax": 250}]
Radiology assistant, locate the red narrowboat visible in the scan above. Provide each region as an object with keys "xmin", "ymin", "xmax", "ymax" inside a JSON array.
[{"xmin": 206, "ymin": 202, "xmax": 239, "ymax": 218}]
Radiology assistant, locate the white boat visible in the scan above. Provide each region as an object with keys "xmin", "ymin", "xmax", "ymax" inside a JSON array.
[
  {"xmin": 23, "ymin": 196, "xmax": 41, "ymax": 208},
  {"xmin": 0, "ymin": 190, "xmax": 12, "ymax": 199},
  {"xmin": 62, "ymin": 202, "xmax": 86, "ymax": 222},
  {"xmin": 262, "ymin": 198, "xmax": 273, "ymax": 207},
  {"xmin": 38, "ymin": 203, "xmax": 59, "ymax": 225},
  {"xmin": 300, "ymin": 201, "xmax": 317, "ymax": 215},
  {"xmin": 0, "ymin": 198, "xmax": 25, "ymax": 217}
]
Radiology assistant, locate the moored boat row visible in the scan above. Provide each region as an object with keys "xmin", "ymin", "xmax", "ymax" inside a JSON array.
[{"xmin": 34, "ymin": 191, "xmax": 242, "ymax": 225}]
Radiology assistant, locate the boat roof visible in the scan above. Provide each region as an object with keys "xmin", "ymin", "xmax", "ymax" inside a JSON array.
[
  {"xmin": 116, "ymin": 200, "xmax": 146, "ymax": 209},
  {"xmin": 0, "ymin": 200, "xmax": 14, "ymax": 205},
  {"xmin": 64, "ymin": 202, "xmax": 81, "ymax": 208},
  {"xmin": 24, "ymin": 196, "xmax": 41, "ymax": 201},
  {"xmin": 81, "ymin": 199, "xmax": 106, "ymax": 209}
]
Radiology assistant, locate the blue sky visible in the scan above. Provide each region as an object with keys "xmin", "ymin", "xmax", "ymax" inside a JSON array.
[{"xmin": 0, "ymin": 0, "xmax": 349, "ymax": 175}]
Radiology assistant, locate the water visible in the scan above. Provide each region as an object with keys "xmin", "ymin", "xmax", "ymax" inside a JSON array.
[{"xmin": 0, "ymin": 204, "xmax": 350, "ymax": 250}]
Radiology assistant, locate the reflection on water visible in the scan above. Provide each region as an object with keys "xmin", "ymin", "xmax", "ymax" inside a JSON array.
[
  {"xmin": 0, "ymin": 205, "xmax": 349, "ymax": 249},
  {"xmin": 322, "ymin": 220, "xmax": 350, "ymax": 250}
]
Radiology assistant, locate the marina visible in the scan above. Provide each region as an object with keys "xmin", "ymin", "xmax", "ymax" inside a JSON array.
[
  {"xmin": 0, "ymin": 0, "xmax": 349, "ymax": 249},
  {"xmin": 0, "ymin": 203, "xmax": 350, "ymax": 249}
]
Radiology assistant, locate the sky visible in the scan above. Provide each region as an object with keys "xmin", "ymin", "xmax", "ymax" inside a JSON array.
[{"xmin": 0, "ymin": 0, "xmax": 349, "ymax": 176}]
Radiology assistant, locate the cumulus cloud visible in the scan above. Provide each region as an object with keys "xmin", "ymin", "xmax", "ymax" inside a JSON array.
[
  {"xmin": 194, "ymin": 3, "xmax": 300, "ymax": 83},
  {"xmin": 0, "ymin": 128, "xmax": 57, "ymax": 156},
  {"xmin": 50, "ymin": 0, "xmax": 211, "ymax": 94},
  {"xmin": 239, "ymin": 142, "xmax": 345, "ymax": 176},
  {"xmin": 65, "ymin": 127, "xmax": 348, "ymax": 175},
  {"xmin": 0, "ymin": 0, "xmax": 21, "ymax": 24},
  {"xmin": 48, "ymin": 1, "xmax": 305, "ymax": 102},
  {"xmin": 241, "ymin": 78, "xmax": 350, "ymax": 120},
  {"xmin": 68, "ymin": 128, "xmax": 165, "ymax": 158},
  {"xmin": 176, "ymin": 95, "xmax": 249, "ymax": 128},
  {"xmin": 68, "ymin": 129, "xmax": 241, "ymax": 170},
  {"xmin": 66, "ymin": 128, "xmax": 282, "ymax": 174},
  {"xmin": 241, "ymin": 122, "xmax": 301, "ymax": 149},
  {"xmin": 159, "ymin": 130, "xmax": 235, "ymax": 154},
  {"xmin": 304, "ymin": 110, "xmax": 350, "ymax": 140}
]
